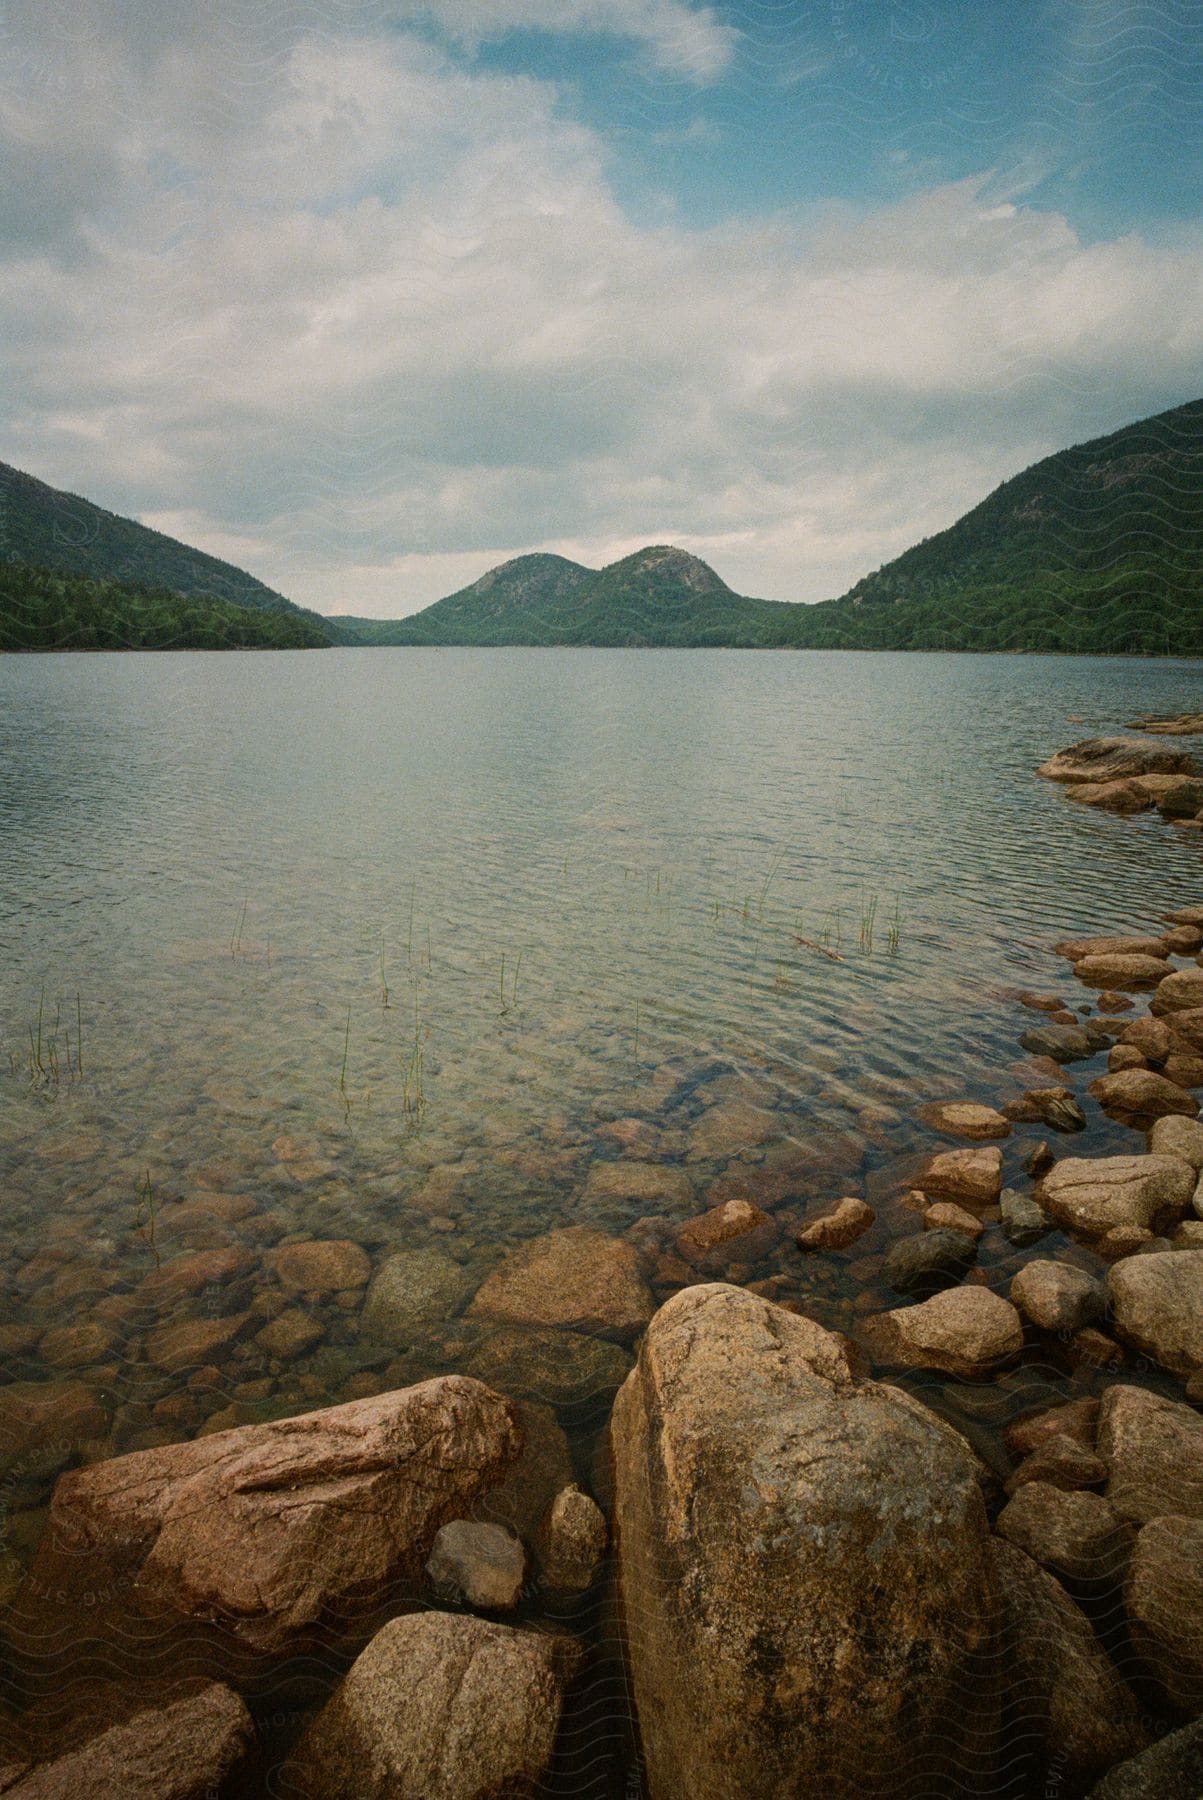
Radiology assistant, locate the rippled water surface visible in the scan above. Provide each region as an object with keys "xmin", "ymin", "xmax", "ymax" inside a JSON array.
[{"xmin": 1, "ymin": 648, "xmax": 1201, "ymax": 1557}]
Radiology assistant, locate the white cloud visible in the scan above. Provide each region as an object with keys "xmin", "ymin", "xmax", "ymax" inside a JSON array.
[{"xmin": 0, "ymin": 12, "xmax": 1200, "ymax": 615}]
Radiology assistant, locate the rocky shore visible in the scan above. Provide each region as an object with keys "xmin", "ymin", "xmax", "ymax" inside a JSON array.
[{"xmin": 2, "ymin": 739, "xmax": 1203, "ymax": 1794}]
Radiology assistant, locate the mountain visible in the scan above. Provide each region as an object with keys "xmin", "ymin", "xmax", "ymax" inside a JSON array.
[
  {"xmin": 337, "ymin": 398, "xmax": 1203, "ymax": 655},
  {"xmin": 343, "ymin": 544, "xmax": 795, "ymax": 647},
  {"xmin": 0, "ymin": 459, "xmax": 341, "ymax": 646},
  {"xmin": 785, "ymin": 398, "xmax": 1203, "ymax": 654},
  {"xmin": 341, "ymin": 552, "xmax": 593, "ymax": 644}
]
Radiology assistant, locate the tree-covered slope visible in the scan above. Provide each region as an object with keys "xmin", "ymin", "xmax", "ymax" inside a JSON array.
[
  {"xmin": 787, "ymin": 398, "xmax": 1203, "ymax": 653},
  {"xmin": 0, "ymin": 563, "xmax": 331, "ymax": 651},
  {"xmin": 0, "ymin": 459, "xmax": 346, "ymax": 642}
]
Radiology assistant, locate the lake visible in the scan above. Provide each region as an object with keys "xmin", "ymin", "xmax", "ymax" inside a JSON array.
[{"xmin": 1, "ymin": 647, "xmax": 1201, "ymax": 1779}]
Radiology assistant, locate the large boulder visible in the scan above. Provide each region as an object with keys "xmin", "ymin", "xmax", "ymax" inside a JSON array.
[
  {"xmin": 989, "ymin": 1539, "xmax": 1147, "ymax": 1782},
  {"xmin": 1040, "ymin": 1155, "xmax": 1195, "ymax": 1238},
  {"xmin": 282, "ymin": 1611, "xmax": 581, "ymax": 1800},
  {"xmin": 1125, "ymin": 1516, "xmax": 1203, "ymax": 1714},
  {"xmin": 1097, "ymin": 1385, "xmax": 1203, "ymax": 1524},
  {"xmin": 467, "ymin": 1226, "xmax": 654, "ymax": 1344},
  {"xmin": 1037, "ymin": 738, "xmax": 1193, "ymax": 784},
  {"xmin": 7, "ymin": 1378, "xmax": 520, "ymax": 1692},
  {"xmin": 1107, "ymin": 1250, "xmax": 1203, "ymax": 1374},
  {"xmin": 859, "ymin": 1286, "xmax": 1023, "ymax": 1379},
  {"xmin": 0, "ymin": 1682, "xmax": 256, "ymax": 1800},
  {"xmin": 609, "ymin": 1284, "xmax": 997, "ymax": 1798}
]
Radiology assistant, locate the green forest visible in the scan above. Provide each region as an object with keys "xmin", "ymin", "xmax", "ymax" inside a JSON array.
[{"xmin": 0, "ymin": 563, "xmax": 332, "ymax": 651}]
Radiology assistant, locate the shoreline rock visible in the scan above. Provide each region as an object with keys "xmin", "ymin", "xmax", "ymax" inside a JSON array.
[
  {"xmin": 610, "ymin": 1284, "xmax": 998, "ymax": 1798},
  {"xmin": 6, "ymin": 1377, "xmax": 521, "ymax": 1693}
]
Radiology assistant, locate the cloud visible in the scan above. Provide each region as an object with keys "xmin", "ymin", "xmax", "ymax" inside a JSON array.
[
  {"xmin": 0, "ymin": 11, "xmax": 1200, "ymax": 614},
  {"xmin": 408, "ymin": 0, "xmax": 738, "ymax": 81}
]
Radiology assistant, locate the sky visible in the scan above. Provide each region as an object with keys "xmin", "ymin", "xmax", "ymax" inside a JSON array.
[{"xmin": 1, "ymin": 0, "xmax": 1202, "ymax": 618}]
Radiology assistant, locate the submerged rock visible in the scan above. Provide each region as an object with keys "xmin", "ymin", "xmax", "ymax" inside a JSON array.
[
  {"xmin": 467, "ymin": 1226, "xmax": 654, "ymax": 1344},
  {"xmin": 360, "ymin": 1249, "xmax": 473, "ymax": 1348},
  {"xmin": 1000, "ymin": 1188, "xmax": 1053, "ymax": 1246},
  {"xmin": 271, "ymin": 1240, "xmax": 371, "ymax": 1293},
  {"xmin": 609, "ymin": 1284, "xmax": 997, "ymax": 1798},
  {"xmin": 282, "ymin": 1612, "xmax": 581, "ymax": 1800},
  {"xmin": 145, "ymin": 1311, "xmax": 253, "ymax": 1373},
  {"xmin": 462, "ymin": 1325, "xmax": 632, "ymax": 1413},
  {"xmin": 579, "ymin": 1159, "xmax": 694, "ymax": 1211},
  {"xmin": 8, "ymin": 1377, "xmax": 521, "ymax": 1689},
  {"xmin": 882, "ymin": 1227, "xmax": 976, "ymax": 1296},
  {"xmin": 686, "ymin": 1099, "xmax": 779, "ymax": 1161},
  {"xmin": 1020, "ymin": 1023, "xmax": 1096, "ymax": 1063},
  {"xmin": 254, "ymin": 1308, "xmax": 325, "ymax": 1361},
  {"xmin": 1017, "ymin": 1087, "xmax": 1088, "ymax": 1133}
]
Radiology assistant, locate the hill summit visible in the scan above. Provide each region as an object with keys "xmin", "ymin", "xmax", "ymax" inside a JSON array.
[
  {"xmin": 338, "ymin": 397, "xmax": 1203, "ymax": 654},
  {"xmin": 345, "ymin": 543, "xmax": 789, "ymax": 646}
]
